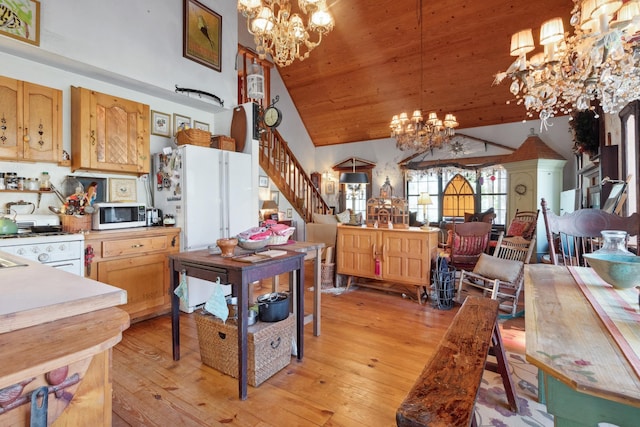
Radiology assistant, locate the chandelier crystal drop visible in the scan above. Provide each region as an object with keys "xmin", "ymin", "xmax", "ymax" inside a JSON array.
[
  {"xmin": 238, "ymin": 0, "xmax": 334, "ymax": 67},
  {"xmin": 389, "ymin": 0, "xmax": 459, "ymax": 151},
  {"xmin": 493, "ymin": 0, "xmax": 640, "ymax": 124}
]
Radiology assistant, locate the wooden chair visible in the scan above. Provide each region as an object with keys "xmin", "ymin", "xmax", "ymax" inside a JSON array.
[
  {"xmin": 441, "ymin": 221, "xmax": 492, "ymax": 272},
  {"xmin": 458, "ymin": 234, "xmax": 535, "ymax": 318},
  {"xmin": 541, "ymin": 198, "xmax": 640, "ymax": 266},
  {"xmin": 504, "ymin": 209, "xmax": 539, "ymax": 240}
]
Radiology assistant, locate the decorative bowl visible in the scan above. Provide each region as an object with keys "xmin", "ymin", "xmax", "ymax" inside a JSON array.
[
  {"xmin": 216, "ymin": 238, "xmax": 238, "ymax": 257},
  {"xmin": 583, "ymin": 253, "xmax": 640, "ymax": 289},
  {"xmin": 237, "ymin": 237, "xmax": 269, "ymax": 250}
]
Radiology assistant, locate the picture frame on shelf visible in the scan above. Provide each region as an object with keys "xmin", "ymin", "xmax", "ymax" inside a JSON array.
[
  {"xmin": 183, "ymin": 0, "xmax": 222, "ymax": 72},
  {"xmin": 0, "ymin": 0, "xmax": 40, "ymax": 46},
  {"xmin": 173, "ymin": 114, "xmax": 191, "ymax": 133},
  {"xmin": 259, "ymin": 176, "xmax": 269, "ymax": 188},
  {"xmin": 109, "ymin": 178, "xmax": 137, "ymax": 202},
  {"xmin": 193, "ymin": 121, "xmax": 210, "ymax": 131},
  {"xmin": 151, "ymin": 110, "xmax": 171, "ymax": 137}
]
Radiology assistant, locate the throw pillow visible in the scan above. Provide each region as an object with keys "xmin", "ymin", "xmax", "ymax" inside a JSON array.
[
  {"xmin": 348, "ymin": 212, "xmax": 363, "ymax": 225},
  {"xmin": 473, "ymin": 253, "xmax": 523, "ymax": 283},
  {"xmin": 313, "ymin": 213, "xmax": 338, "ymax": 224},
  {"xmin": 506, "ymin": 219, "xmax": 531, "ymax": 238},
  {"xmin": 335, "ymin": 210, "xmax": 351, "ymax": 223}
]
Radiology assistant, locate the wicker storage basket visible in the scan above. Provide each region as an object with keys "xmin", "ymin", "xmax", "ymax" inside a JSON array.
[
  {"xmin": 195, "ymin": 312, "xmax": 294, "ymax": 387},
  {"xmin": 60, "ymin": 214, "xmax": 92, "ymax": 232},
  {"xmin": 211, "ymin": 135, "xmax": 236, "ymax": 151},
  {"xmin": 176, "ymin": 128, "xmax": 212, "ymax": 147},
  {"xmin": 321, "ymin": 263, "xmax": 335, "ymax": 289},
  {"xmin": 268, "ymin": 227, "xmax": 295, "ymax": 245}
]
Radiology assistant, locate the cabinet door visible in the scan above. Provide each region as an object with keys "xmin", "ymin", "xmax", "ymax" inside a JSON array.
[
  {"xmin": 91, "ymin": 90, "xmax": 149, "ymax": 174},
  {"xmin": 0, "ymin": 76, "xmax": 22, "ymax": 159},
  {"xmin": 381, "ymin": 230, "xmax": 431, "ymax": 286},
  {"xmin": 336, "ymin": 227, "xmax": 377, "ymax": 278},
  {"xmin": 97, "ymin": 253, "xmax": 169, "ymax": 320},
  {"xmin": 23, "ymin": 82, "xmax": 62, "ymax": 162}
]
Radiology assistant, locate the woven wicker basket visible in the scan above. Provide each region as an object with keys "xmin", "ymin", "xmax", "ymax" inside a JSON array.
[
  {"xmin": 176, "ymin": 128, "xmax": 211, "ymax": 147},
  {"xmin": 60, "ymin": 214, "xmax": 92, "ymax": 232},
  {"xmin": 268, "ymin": 227, "xmax": 295, "ymax": 245},
  {"xmin": 195, "ymin": 312, "xmax": 294, "ymax": 387}
]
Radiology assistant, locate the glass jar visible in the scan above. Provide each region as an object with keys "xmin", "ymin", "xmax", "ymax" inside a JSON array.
[
  {"xmin": 26, "ymin": 178, "xmax": 39, "ymax": 191},
  {"xmin": 0, "ymin": 173, "xmax": 5, "ymax": 190},
  {"xmin": 5, "ymin": 172, "xmax": 17, "ymax": 190},
  {"xmin": 40, "ymin": 172, "xmax": 51, "ymax": 191},
  {"xmin": 16, "ymin": 177, "xmax": 24, "ymax": 190},
  {"xmin": 595, "ymin": 230, "xmax": 635, "ymax": 256}
]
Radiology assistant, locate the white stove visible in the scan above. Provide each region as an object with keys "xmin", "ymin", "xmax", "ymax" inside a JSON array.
[{"xmin": 0, "ymin": 214, "xmax": 85, "ymax": 276}]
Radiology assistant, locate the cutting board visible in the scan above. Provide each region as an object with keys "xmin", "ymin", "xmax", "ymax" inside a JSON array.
[{"xmin": 231, "ymin": 106, "xmax": 247, "ymax": 153}]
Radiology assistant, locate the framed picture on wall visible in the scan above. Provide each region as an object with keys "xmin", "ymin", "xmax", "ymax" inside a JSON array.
[
  {"xmin": 151, "ymin": 110, "xmax": 171, "ymax": 137},
  {"xmin": 259, "ymin": 176, "xmax": 269, "ymax": 188},
  {"xmin": 183, "ymin": 0, "xmax": 222, "ymax": 72},
  {"xmin": 109, "ymin": 178, "xmax": 137, "ymax": 202},
  {"xmin": 173, "ymin": 114, "xmax": 191, "ymax": 132},
  {"xmin": 325, "ymin": 181, "xmax": 335, "ymax": 194},
  {"xmin": 193, "ymin": 120, "xmax": 210, "ymax": 131},
  {"xmin": 0, "ymin": 0, "xmax": 40, "ymax": 46}
]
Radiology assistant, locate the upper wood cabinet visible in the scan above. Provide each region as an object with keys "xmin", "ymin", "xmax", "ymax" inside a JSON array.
[
  {"xmin": 71, "ymin": 86, "xmax": 150, "ymax": 175},
  {"xmin": 0, "ymin": 76, "xmax": 62, "ymax": 163}
]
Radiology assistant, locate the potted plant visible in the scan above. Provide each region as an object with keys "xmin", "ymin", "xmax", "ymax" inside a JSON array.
[{"xmin": 569, "ymin": 110, "xmax": 600, "ymax": 158}]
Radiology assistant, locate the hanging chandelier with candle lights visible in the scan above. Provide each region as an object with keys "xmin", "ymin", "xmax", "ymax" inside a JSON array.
[
  {"xmin": 389, "ymin": 0, "xmax": 459, "ymax": 151},
  {"xmin": 494, "ymin": 0, "xmax": 640, "ymax": 125},
  {"xmin": 237, "ymin": 0, "xmax": 334, "ymax": 67}
]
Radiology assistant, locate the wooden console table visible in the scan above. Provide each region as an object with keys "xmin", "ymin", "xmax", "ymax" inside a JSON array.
[
  {"xmin": 525, "ymin": 264, "xmax": 640, "ymax": 426},
  {"xmin": 169, "ymin": 249, "xmax": 306, "ymax": 400},
  {"xmin": 336, "ymin": 225, "xmax": 439, "ymax": 303}
]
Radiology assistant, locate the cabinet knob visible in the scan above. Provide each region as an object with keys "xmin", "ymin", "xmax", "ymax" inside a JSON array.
[{"xmin": 131, "ymin": 243, "xmax": 144, "ymax": 248}]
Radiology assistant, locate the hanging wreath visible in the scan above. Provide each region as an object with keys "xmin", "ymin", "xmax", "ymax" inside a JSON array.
[{"xmin": 569, "ymin": 110, "xmax": 599, "ymax": 157}]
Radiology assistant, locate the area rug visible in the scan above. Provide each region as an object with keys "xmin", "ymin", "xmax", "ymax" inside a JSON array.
[{"xmin": 475, "ymin": 351, "xmax": 554, "ymax": 427}]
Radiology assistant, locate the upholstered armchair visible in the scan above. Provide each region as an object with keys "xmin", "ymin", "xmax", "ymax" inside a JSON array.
[{"xmin": 440, "ymin": 221, "xmax": 492, "ymax": 272}]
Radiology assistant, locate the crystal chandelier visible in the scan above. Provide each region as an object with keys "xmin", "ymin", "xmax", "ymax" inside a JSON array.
[
  {"xmin": 494, "ymin": 0, "xmax": 640, "ymax": 124},
  {"xmin": 389, "ymin": 0, "xmax": 459, "ymax": 151},
  {"xmin": 238, "ymin": 0, "xmax": 334, "ymax": 67}
]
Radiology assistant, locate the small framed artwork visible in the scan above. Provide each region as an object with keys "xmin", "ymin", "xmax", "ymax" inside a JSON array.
[
  {"xmin": 183, "ymin": 0, "xmax": 222, "ymax": 72},
  {"xmin": 193, "ymin": 121, "xmax": 210, "ymax": 131},
  {"xmin": 270, "ymin": 213, "xmax": 280, "ymax": 221},
  {"xmin": 174, "ymin": 114, "xmax": 191, "ymax": 132},
  {"xmin": 271, "ymin": 191, "xmax": 280, "ymax": 205},
  {"xmin": 325, "ymin": 181, "xmax": 335, "ymax": 194},
  {"xmin": 109, "ymin": 178, "xmax": 137, "ymax": 202},
  {"xmin": 151, "ymin": 110, "xmax": 171, "ymax": 137},
  {"xmin": 74, "ymin": 177, "xmax": 107, "ymax": 203},
  {"xmin": 259, "ymin": 176, "xmax": 269, "ymax": 188},
  {"xmin": 287, "ymin": 208, "xmax": 292, "ymax": 219},
  {"xmin": 0, "ymin": 0, "xmax": 40, "ymax": 46}
]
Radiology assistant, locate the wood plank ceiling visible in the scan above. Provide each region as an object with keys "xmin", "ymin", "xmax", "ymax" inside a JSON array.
[{"xmin": 273, "ymin": 0, "xmax": 575, "ymax": 147}]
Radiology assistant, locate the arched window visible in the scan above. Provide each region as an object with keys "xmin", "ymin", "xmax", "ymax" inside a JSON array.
[{"xmin": 442, "ymin": 173, "xmax": 475, "ymax": 220}]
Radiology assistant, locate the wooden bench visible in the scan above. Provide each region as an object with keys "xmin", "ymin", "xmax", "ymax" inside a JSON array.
[{"xmin": 396, "ymin": 296, "xmax": 519, "ymax": 427}]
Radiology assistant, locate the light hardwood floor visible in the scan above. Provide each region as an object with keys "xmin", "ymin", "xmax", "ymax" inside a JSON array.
[{"xmin": 111, "ymin": 264, "xmax": 525, "ymax": 426}]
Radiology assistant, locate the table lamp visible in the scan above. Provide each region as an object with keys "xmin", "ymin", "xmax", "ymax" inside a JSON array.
[
  {"xmin": 417, "ymin": 192, "xmax": 432, "ymax": 227},
  {"xmin": 261, "ymin": 199, "xmax": 278, "ymax": 221}
]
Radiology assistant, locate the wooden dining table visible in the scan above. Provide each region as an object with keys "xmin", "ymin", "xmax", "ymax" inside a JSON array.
[{"xmin": 525, "ymin": 264, "xmax": 640, "ymax": 426}]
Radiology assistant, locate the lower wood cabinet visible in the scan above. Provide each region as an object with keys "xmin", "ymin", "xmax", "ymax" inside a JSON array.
[
  {"xmin": 84, "ymin": 227, "xmax": 180, "ymax": 322},
  {"xmin": 336, "ymin": 224, "xmax": 439, "ymax": 292}
]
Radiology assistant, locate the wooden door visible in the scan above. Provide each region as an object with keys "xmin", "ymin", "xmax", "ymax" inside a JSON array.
[
  {"xmin": 0, "ymin": 76, "xmax": 22, "ymax": 160},
  {"xmin": 91, "ymin": 90, "xmax": 149, "ymax": 174},
  {"xmin": 336, "ymin": 227, "xmax": 377, "ymax": 278},
  {"xmin": 23, "ymin": 82, "xmax": 62, "ymax": 162},
  {"xmin": 97, "ymin": 253, "xmax": 169, "ymax": 320},
  {"xmin": 381, "ymin": 230, "xmax": 431, "ymax": 286}
]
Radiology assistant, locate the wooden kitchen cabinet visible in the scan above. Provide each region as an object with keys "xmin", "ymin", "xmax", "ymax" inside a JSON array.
[
  {"xmin": 0, "ymin": 75, "xmax": 62, "ymax": 163},
  {"xmin": 84, "ymin": 227, "xmax": 180, "ymax": 322},
  {"xmin": 71, "ymin": 86, "xmax": 150, "ymax": 175},
  {"xmin": 336, "ymin": 224, "xmax": 439, "ymax": 302}
]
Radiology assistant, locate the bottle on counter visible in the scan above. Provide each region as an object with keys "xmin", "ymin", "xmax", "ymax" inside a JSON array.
[{"xmin": 40, "ymin": 172, "xmax": 51, "ymax": 191}]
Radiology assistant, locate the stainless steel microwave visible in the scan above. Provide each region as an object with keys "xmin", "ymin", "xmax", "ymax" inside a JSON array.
[{"xmin": 92, "ymin": 202, "xmax": 147, "ymax": 230}]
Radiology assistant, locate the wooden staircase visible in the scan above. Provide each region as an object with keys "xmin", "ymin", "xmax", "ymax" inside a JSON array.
[{"xmin": 258, "ymin": 128, "xmax": 330, "ymax": 222}]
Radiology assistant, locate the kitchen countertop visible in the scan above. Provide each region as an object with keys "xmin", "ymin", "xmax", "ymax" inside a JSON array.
[{"xmin": 0, "ymin": 250, "xmax": 127, "ymax": 334}]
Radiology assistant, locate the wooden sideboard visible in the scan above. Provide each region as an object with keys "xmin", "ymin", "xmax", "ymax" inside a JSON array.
[{"xmin": 336, "ymin": 224, "xmax": 439, "ymax": 302}]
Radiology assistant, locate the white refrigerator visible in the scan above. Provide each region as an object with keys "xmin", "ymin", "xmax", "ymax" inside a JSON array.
[{"xmin": 154, "ymin": 145, "xmax": 254, "ymax": 312}]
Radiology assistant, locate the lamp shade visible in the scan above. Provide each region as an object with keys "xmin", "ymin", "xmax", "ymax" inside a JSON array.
[
  {"xmin": 261, "ymin": 200, "xmax": 278, "ymax": 210},
  {"xmin": 417, "ymin": 192, "xmax": 432, "ymax": 205},
  {"xmin": 339, "ymin": 172, "xmax": 369, "ymax": 184},
  {"xmin": 510, "ymin": 29, "xmax": 535, "ymax": 56}
]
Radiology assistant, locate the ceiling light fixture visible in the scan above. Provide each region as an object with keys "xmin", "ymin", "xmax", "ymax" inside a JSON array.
[
  {"xmin": 494, "ymin": 0, "xmax": 640, "ymax": 126},
  {"xmin": 390, "ymin": 0, "xmax": 459, "ymax": 151},
  {"xmin": 237, "ymin": 0, "xmax": 335, "ymax": 67}
]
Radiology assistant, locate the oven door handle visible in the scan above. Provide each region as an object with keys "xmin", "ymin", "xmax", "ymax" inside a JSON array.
[{"xmin": 49, "ymin": 262, "xmax": 75, "ymax": 269}]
